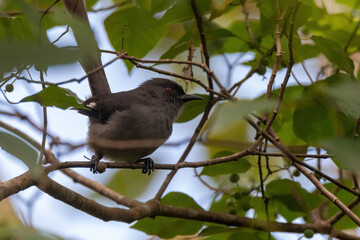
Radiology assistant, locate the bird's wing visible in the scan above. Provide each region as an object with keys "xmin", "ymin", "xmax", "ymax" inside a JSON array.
[{"xmin": 78, "ymin": 91, "xmax": 135, "ymax": 123}]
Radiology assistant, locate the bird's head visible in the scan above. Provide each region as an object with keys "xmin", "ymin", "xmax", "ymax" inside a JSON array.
[{"xmin": 140, "ymin": 78, "xmax": 203, "ymax": 105}]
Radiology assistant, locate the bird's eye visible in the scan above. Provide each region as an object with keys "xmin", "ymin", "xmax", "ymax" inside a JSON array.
[{"xmin": 165, "ymin": 87, "xmax": 173, "ymax": 94}]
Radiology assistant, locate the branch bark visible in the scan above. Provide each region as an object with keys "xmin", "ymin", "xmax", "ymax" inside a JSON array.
[
  {"xmin": 2, "ymin": 167, "xmax": 358, "ymax": 240},
  {"xmin": 60, "ymin": 0, "xmax": 111, "ymax": 97}
]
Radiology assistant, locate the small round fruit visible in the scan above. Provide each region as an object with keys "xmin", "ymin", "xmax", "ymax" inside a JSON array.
[
  {"xmin": 228, "ymin": 208, "xmax": 237, "ymax": 215},
  {"xmin": 5, "ymin": 84, "xmax": 14, "ymax": 92},
  {"xmin": 256, "ymin": 65, "xmax": 266, "ymax": 75},
  {"xmin": 225, "ymin": 198, "xmax": 234, "ymax": 207},
  {"xmin": 262, "ymin": 58, "xmax": 269, "ymax": 66},
  {"xmin": 241, "ymin": 202, "xmax": 252, "ymax": 211},
  {"xmin": 304, "ymin": 229, "xmax": 314, "ymax": 238},
  {"xmin": 293, "ymin": 169, "xmax": 300, "ymax": 177},
  {"xmin": 34, "ymin": 63, "xmax": 48, "ymax": 72},
  {"xmin": 229, "ymin": 173, "xmax": 240, "ymax": 183},
  {"xmin": 233, "ymin": 192, "xmax": 242, "ymax": 200}
]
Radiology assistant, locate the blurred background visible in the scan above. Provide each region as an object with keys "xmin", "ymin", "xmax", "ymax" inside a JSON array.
[{"xmin": 1, "ymin": 0, "xmax": 359, "ymax": 239}]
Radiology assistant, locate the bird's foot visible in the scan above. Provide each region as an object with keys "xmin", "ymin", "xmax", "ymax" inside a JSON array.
[
  {"xmin": 90, "ymin": 153, "xmax": 103, "ymax": 174},
  {"xmin": 136, "ymin": 157, "xmax": 154, "ymax": 176}
]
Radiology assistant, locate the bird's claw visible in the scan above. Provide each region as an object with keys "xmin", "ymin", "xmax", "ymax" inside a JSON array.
[
  {"xmin": 136, "ymin": 157, "xmax": 154, "ymax": 176},
  {"xmin": 90, "ymin": 154, "xmax": 103, "ymax": 174}
]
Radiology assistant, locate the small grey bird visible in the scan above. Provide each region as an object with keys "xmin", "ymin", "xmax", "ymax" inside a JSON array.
[{"xmin": 79, "ymin": 78, "xmax": 203, "ymax": 175}]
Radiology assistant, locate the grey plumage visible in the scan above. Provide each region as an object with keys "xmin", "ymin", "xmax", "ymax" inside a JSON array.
[{"xmin": 79, "ymin": 78, "xmax": 203, "ymax": 174}]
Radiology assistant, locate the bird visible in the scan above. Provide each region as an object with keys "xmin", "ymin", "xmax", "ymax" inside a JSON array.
[{"xmin": 78, "ymin": 78, "xmax": 203, "ymax": 175}]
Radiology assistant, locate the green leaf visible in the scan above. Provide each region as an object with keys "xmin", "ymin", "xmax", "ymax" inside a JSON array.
[
  {"xmin": 104, "ymin": 7, "xmax": 165, "ymax": 71},
  {"xmin": 16, "ymin": 0, "xmax": 44, "ymax": 41},
  {"xmin": 294, "ymin": 42, "xmax": 320, "ymax": 62},
  {"xmin": 323, "ymin": 180, "xmax": 360, "ymax": 229},
  {"xmin": 136, "ymin": 0, "xmax": 177, "ymax": 13},
  {"xmin": 293, "ymin": 74, "xmax": 356, "ymax": 144},
  {"xmin": 257, "ymin": 0, "xmax": 276, "ymax": 36},
  {"xmin": 0, "ymin": 41, "xmax": 81, "ymax": 75},
  {"xmin": 273, "ymin": 199, "xmax": 305, "ymax": 222},
  {"xmin": 293, "ymin": 3, "xmax": 312, "ymax": 31},
  {"xmin": 268, "ymin": 86, "xmax": 307, "ymax": 146},
  {"xmin": 200, "ymin": 226, "xmax": 273, "ymax": 240},
  {"xmin": 131, "ymin": 192, "xmax": 203, "ymax": 238},
  {"xmin": 0, "ymin": 7, "xmax": 97, "ymax": 67},
  {"xmin": 50, "ymin": 10, "xmax": 99, "ymax": 60},
  {"xmin": 161, "ymin": 22, "xmax": 236, "ymax": 59},
  {"xmin": 215, "ymin": 100, "xmax": 275, "ymax": 127},
  {"xmin": 176, "ymin": 94, "xmax": 208, "ymax": 123},
  {"xmin": 199, "ymin": 226, "xmax": 238, "ymax": 236},
  {"xmin": 266, "ymin": 179, "xmax": 321, "ymax": 215},
  {"xmin": 318, "ymin": 77, "xmax": 360, "ymax": 120},
  {"xmin": 250, "ymin": 196, "xmax": 277, "ymax": 221},
  {"xmin": 0, "ymin": 224, "xmax": 65, "ymax": 240},
  {"xmin": 312, "ymin": 35, "xmax": 354, "ymax": 76},
  {"xmin": 202, "ymin": 103, "xmax": 252, "ymax": 155},
  {"xmin": 86, "ymin": 0, "xmax": 99, "ymax": 9},
  {"xmin": 20, "ymin": 85, "xmax": 85, "ymax": 110},
  {"xmin": 321, "ymin": 138, "xmax": 360, "ymax": 171},
  {"xmin": 0, "ymin": 130, "xmax": 38, "ymax": 169},
  {"xmin": 200, "ymin": 151, "xmax": 251, "ymax": 176},
  {"xmin": 161, "ymin": 0, "xmax": 210, "ymax": 25},
  {"xmin": 106, "ymin": 169, "xmax": 156, "ymax": 198},
  {"xmin": 209, "ymin": 0, "xmax": 234, "ymax": 20},
  {"xmin": 219, "ymin": 21, "xmax": 257, "ymax": 54},
  {"xmin": 336, "ymin": 0, "xmax": 359, "ymax": 8},
  {"xmin": 293, "ymin": 98, "xmax": 336, "ymax": 144},
  {"xmin": 161, "ymin": 192, "xmax": 204, "ymax": 210},
  {"xmin": 228, "ymin": 228, "xmax": 274, "ymax": 240},
  {"xmin": 257, "ymin": 0, "xmax": 296, "ymax": 37}
]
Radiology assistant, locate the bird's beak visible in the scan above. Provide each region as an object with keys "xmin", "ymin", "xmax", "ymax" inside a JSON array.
[{"xmin": 181, "ymin": 94, "xmax": 203, "ymax": 102}]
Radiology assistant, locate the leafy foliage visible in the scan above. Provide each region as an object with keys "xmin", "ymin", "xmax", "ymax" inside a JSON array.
[
  {"xmin": 1, "ymin": 0, "xmax": 360, "ymax": 240},
  {"xmin": 0, "ymin": 130, "xmax": 38, "ymax": 169},
  {"xmin": 131, "ymin": 192, "xmax": 204, "ymax": 238},
  {"xmin": 200, "ymin": 151, "xmax": 251, "ymax": 176},
  {"xmin": 176, "ymin": 94, "xmax": 209, "ymax": 122},
  {"xmin": 21, "ymin": 85, "xmax": 85, "ymax": 110}
]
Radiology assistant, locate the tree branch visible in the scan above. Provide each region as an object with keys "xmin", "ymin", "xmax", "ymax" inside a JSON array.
[
  {"xmin": 247, "ymin": 118, "xmax": 360, "ymax": 226},
  {"xmin": 60, "ymin": 0, "xmax": 111, "ymax": 96},
  {"xmin": 36, "ymin": 176, "xmax": 143, "ymax": 222}
]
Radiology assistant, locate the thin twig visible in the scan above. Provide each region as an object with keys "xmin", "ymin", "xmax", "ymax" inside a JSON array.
[
  {"xmin": 44, "ymin": 151, "xmax": 141, "ymax": 208},
  {"xmin": 40, "ymin": 0, "xmax": 60, "ymax": 21},
  {"xmin": 88, "ymin": 1, "xmax": 131, "ymax": 13},
  {"xmin": 52, "ymin": 25, "xmax": 70, "ymax": 44},
  {"xmin": 247, "ymin": 117, "xmax": 360, "ymax": 196},
  {"xmin": 123, "ymin": 55, "xmax": 229, "ymax": 98},
  {"xmin": 264, "ymin": 3, "xmax": 299, "ymax": 132},
  {"xmin": 190, "ymin": 0, "xmax": 213, "ymax": 93},
  {"xmin": 241, "ymin": 0, "xmax": 255, "ymax": 43},
  {"xmin": 327, "ymin": 197, "xmax": 360, "ymax": 226},
  {"xmin": 291, "ymin": 71, "xmax": 305, "ymax": 87},
  {"xmin": 154, "ymin": 101, "xmax": 216, "ymax": 200},
  {"xmin": 353, "ymin": 116, "xmax": 360, "ymax": 138},
  {"xmin": 257, "ymin": 147, "xmax": 271, "ymax": 239},
  {"xmin": 344, "ymin": 20, "xmax": 360, "ymax": 52},
  {"xmin": 264, "ymin": 0, "xmax": 286, "ymax": 102},
  {"xmin": 247, "ymin": 118, "xmax": 360, "ymax": 226},
  {"xmin": 38, "ymin": 71, "xmax": 48, "ymax": 164},
  {"xmin": 301, "ymin": 61, "xmax": 314, "ymax": 84},
  {"xmin": 229, "ymin": 45, "xmax": 276, "ymax": 95}
]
